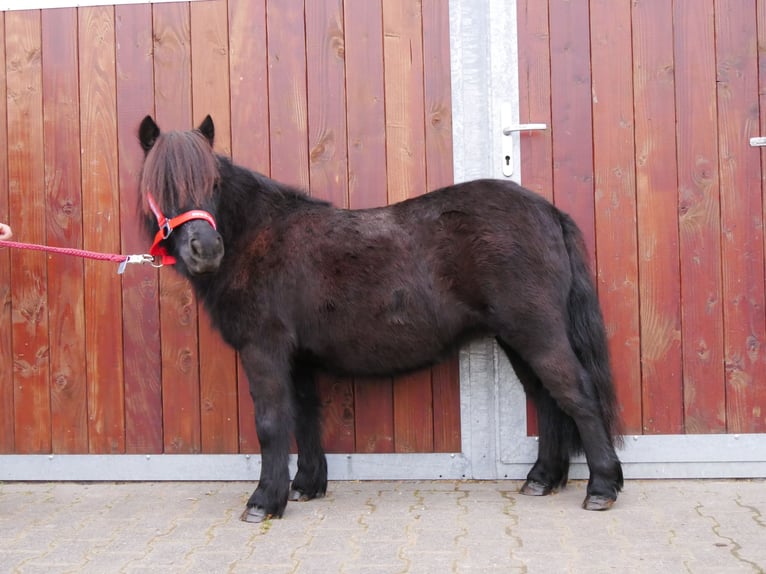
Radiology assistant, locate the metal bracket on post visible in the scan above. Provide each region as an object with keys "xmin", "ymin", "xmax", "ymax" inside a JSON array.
[
  {"xmin": 501, "ymin": 103, "xmax": 547, "ymax": 177},
  {"xmin": 750, "ymin": 137, "xmax": 766, "ymax": 147}
]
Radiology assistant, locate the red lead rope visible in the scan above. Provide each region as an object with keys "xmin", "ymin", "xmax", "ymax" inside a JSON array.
[
  {"xmin": 0, "ymin": 193, "xmax": 216, "ymax": 273},
  {"xmin": 0, "ymin": 239, "xmax": 159, "ymax": 274}
]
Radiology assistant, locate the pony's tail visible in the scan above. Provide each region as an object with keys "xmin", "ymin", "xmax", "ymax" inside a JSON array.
[{"xmin": 558, "ymin": 211, "xmax": 624, "ymax": 450}]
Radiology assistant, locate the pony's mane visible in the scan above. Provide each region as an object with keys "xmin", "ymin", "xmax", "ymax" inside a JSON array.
[{"xmin": 139, "ymin": 129, "xmax": 219, "ymax": 216}]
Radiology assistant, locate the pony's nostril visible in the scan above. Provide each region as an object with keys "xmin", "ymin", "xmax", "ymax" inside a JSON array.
[{"xmin": 190, "ymin": 238, "xmax": 203, "ymax": 257}]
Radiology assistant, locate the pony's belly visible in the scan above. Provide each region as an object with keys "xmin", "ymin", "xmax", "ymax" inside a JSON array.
[{"xmin": 311, "ymin": 328, "xmax": 466, "ymax": 378}]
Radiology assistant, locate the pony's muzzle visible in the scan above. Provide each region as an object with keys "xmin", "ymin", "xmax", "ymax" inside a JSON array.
[{"xmin": 180, "ymin": 221, "xmax": 224, "ymax": 275}]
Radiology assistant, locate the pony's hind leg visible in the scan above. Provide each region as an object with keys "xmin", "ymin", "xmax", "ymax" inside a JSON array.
[
  {"xmin": 289, "ymin": 364, "xmax": 328, "ymax": 502},
  {"xmin": 497, "ymin": 339, "xmax": 573, "ymax": 496},
  {"xmin": 500, "ymin": 333, "xmax": 622, "ymax": 510}
]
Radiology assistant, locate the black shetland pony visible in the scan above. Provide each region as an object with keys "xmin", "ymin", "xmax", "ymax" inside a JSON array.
[{"xmin": 138, "ymin": 115, "xmax": 623, "ymax": 523}]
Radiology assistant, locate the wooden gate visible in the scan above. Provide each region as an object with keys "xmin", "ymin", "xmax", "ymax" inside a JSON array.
[
  {"xmin": 517, "ymin": 0, "xmax": 766, "ymax": 436},
  {"xmin": 0, "ymin": 0, "xmax": 461, "ymax": 458}
]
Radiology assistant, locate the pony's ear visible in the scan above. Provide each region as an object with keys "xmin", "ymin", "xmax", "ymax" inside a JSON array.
[
  {"xmin": 139, "ymin": 115, "xmax": 160, "ymax": 153},
  {"xmin": 198, "ymin": 115, "xmax": 215, "ymax": 147}
]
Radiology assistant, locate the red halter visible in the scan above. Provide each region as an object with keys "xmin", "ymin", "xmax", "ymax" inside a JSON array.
[{"xmin": 145, "ymin": 192, "xmax": 217, "ymax": 265}]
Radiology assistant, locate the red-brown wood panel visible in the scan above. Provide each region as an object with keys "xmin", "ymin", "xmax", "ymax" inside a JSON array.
[
  {"xmin": 190, "ymin": 0, "xmax": 240, "ymax": 454},
  {"xmin": 0, "ymin": 12, "xmax": 13, "ymax": 454},
  {"xmin": 305, "ymin": 0, "xmax": 356, "ymax": 453},
  {"xmin": 589, "ymin": 0, "xmax": 642, "ymax": 434},
  {"xmin": 1, "ymin": 0, "xmax": 462, "ymax": 458},
  {"xmin": 343, "ymin": 0, "xmax": 395, "ymax": 454},
  {"xmin": 153, "ymin": 2, "xmax": 202, "ymax": 453},
  {"xmin": 79, "ymin": 6, "xmax": 125, "ymax": 453},
  {"xmin": 267, "ymin": 0, "xmax": 309, "ymax": 190},
  {"xmin": 758, "ymin": 0, "xmax": 766, "ymax": 431},
  {"xmin": 383, "ymin": 0, "xmax": 434, "ymax": 453},
  {"xmin": 41, "ymin": 8, "xmax": 88, "ymax": 453},
  {"xmin": 115, "ymin": 3, "xmax": 163, "ymax": 454},
  {"xmin": 631, "ymin": 0, "xmax": 683, "ymax": 434},
  {"xmin": 674, "ymin": 0, "xmax": 726, "ymax": 433},
  {"xmin": 227, "ymin": 0, "xmax": 270, "ymax": 454},
  {"xmin": 714, "ymin": 0, "xmax": 766, "ymax": 433},
  {"xmin": 423, "ymin": 0, "xmax": 460, "ymax": 452},
  {"xmin": 6, "ymin": 11, "xmax": 51, "ymax": 454},
  {"xmin": 517, "ymin": 0, "xmax": 553, "ymax": 435},
  {"xmin": 548, "ymin": 0, "xmax": 596, "ymax": 260}
]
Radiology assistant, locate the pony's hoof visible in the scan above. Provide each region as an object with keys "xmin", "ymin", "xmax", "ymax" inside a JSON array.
[
  {"xmin": 582, "ymin": 495, "xmax": 615, "ymax": 511},
  {"xmin": 289, "ymin": 488, "xmax": 326, "ymax": 502},
  {"xmin": 520, "ymin": 480, "xmax": 553, "ymax": 496},
  {"xmin": 240, "ymin": 505, "xmax": 270, "ymax": 523},
  {"xmin": 288, "ymin": 489, "xmax": 309, "ymax": 502}
]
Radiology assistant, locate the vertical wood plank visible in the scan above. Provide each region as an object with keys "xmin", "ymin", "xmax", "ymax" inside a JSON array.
[
  {"xmin": 306, "ymin": 0, "xmax": 355, "ymax": 452},
  {"xmin": 79, "ymin": 6, "xmax": 125, "ymax": 453},
  {"xmin": 228, "ymin": 0, "xmax": 269, "ymax": 453},
  {"xmin": 191, "ymin": 0, "xmax": 239, "ymax": 454},
  {"xmin": 757, "ymin": 0, "xmax": 766, "ymax": 433},
  {"xmin": 631, "ymin": 0, "xmax": 684, "ymax": 434},
  {"xmin": 517, "ymin": 0, "xmax": 553, "ymax": 203},
  {"xmin": 41, "ymin": 8, "xmax": 88, "ymax": 453},
  {"xmin": 267, "ymin": 0, "xmax": 309, "ymax": 189},
  {"xmin": 383, "ymin": 0, "xmax": 433, "ymax": 453},
  {"xmin": 589, "ymin": 0, "xmax": 642, "ymax": 434},
  {"xmin": 517, "ymin": 0, "xmax": 553, "ymax": 435},
  {"xmin": 674, "ymin": 0, "xmax": 726, "ymax": 433},
  {"xmin": 344, "ymin": 0, "xmax": 395, "ymax": 453},
  {"xmin": 422, "ymin": 0, "xmax": 460, "ymax": 452},
  {"xmin": 6, "ymin": 11, "xmax": 51, "ymax": 454},
  {"xmin": 548, "ymin": 0, "xmax": 596, "ymax": 260},
  {"xmin": 0, "ymin": 13, "xmax": 14, "ymax": 453},
  {"xmin": 715, "ymin": 0, "xmax": 766, "ymax": 433},
  {"xmin": 115, "ymin": 3, "xmax": 163, "ymax": 453},
  {"xmin": 153, "ymin": 2, "xmax": 201, "ymax": 453},
  {"xmin": 383, "ymin": 0, "xmax": 427, "ymax": 204}
]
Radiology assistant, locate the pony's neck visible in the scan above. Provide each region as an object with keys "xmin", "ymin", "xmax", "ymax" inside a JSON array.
[{"xmin": 213, "ymin": 157, "xmax": 315, "ymax": 242}]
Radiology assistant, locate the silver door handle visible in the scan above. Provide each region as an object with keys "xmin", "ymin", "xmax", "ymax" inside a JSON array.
[
  {"xmin": 503, "ymin": 123, "xmax": 547, "ymax": 136},
  {"xmin": 750, "ymin": 137, "xmax": 766, "ymax": 147},
  {"xmin": 501, "ymin": 103, "xmax": 547, "ymax": 177}
]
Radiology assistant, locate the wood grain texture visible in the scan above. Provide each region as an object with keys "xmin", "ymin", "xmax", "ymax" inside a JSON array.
[
  {"xmin": 153, "ymin": 2, "xmax": 201, "ymax": 453},
  {"xmin": 79, "ymin": 6, "xmax": 125, "ymax": 453},
  {"xmin": 383, "ymin": 0, "xmax": 427, "ymax": 204},
  {"xmin": 548, "ymin": 0, "xmax": 596, "ymax": 260},
  {"xmin": 343, "ymin": 0, "xmax": 395, "ymax": 453},
  {"xmin": 756, "ymin": 0, "xmax": 766, "ymax": 433},
  {"xmin": 423, "ymin": 0, "xmax": 460, "ymax": 452},
  {"xmin": 631, "ymin": 0, "xmax": 683, "ymax": 434},
  {"xmin": 115, "ymin": 3, "xmax": 163, "ymax": 453},
  {"xmin": 191, "ymin": 0, "xmax": 239, "ymax": 454},
  {"xmin": 42, "ymin": 8, "xmax": 88, "ymax": 453},
  {"xmin": 6, "ymin": 11, "xmax": 52, "ymax": 454},
  {"xmin": 674, "ymin": 0, "xmax": 726, "ymax": 433},
  {"xmin": 517, "ymin": 0, "xmax": 553, "ymax": 203},
  {"xmin": 267, "ymin": 0, "xmax": 309, "ymax": 189},
  {"xmin": 516, "ymin": 0, "xmax": 553, "ymax": 436},
  {"xmin": 0, "ymin": 13, "xmax": 15, "ymax": 453},
  {"xmin": 228, "ymin": 0, "xmax": 268, "ymax": 454},
  {"xmin": 589, "ymin": 0, "xmax": 641, "ymax": 434},
  {"xmin": 714, "ymin": 0, "xmax": 766, "ymax": 432},
  {"xmin": 383, "ymin": 0, "xmax": 434, "ymax": 453},
  {"xmin": 306, "ymin": 0, "xmax": 355, "ymax": 452}
]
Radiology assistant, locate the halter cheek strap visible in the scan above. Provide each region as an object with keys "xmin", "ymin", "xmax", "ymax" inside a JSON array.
[{"xmin": 146, "ymin": 191, "xmax": 217, "ymax": 265}]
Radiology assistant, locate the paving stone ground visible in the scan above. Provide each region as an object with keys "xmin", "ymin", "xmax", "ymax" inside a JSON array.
[{"xmin": 0, "ymin": 479, "xmax": 764, "ymax": 573}]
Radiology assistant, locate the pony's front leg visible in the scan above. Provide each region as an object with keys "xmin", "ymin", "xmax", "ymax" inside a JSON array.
[
  {"xmin": 239, "ymin": 344, "xmax": 294, "ymax": 523},
  {"xmin": 290, "ymin": 363, "xmax": 327, "ymax": 502}
]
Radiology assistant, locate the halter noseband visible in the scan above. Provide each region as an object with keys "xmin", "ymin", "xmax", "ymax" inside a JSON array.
[{"xmin": 146, "ymin": 191, "xmax": 217, "ymax": 265}]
